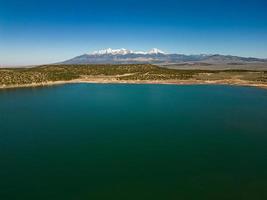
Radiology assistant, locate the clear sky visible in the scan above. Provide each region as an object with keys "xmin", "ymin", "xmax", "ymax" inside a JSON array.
[{"xmin": 1, "ymin": 0, "xmax": 267, "ymax": 65}]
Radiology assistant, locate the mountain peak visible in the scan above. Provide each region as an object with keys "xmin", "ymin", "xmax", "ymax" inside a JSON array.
[
  {"xmin": 148, "ymin": 48, "xmax": 165, "ymax": 54},
  {"xmin": 92, "ymin": 48, "xmax": 133, "ymax": 55},
  {"xmin": 90, "ymin": 48, "xmax": 166, "ymax": 55}
]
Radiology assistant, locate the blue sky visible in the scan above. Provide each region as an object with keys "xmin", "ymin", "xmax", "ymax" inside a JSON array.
[{"xmin": 0, "ymin": 0, "xmax": 267, "ymax": 65}]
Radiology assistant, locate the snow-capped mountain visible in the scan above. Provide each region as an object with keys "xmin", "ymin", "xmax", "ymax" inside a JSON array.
[
  {"xmin": 60, "ymin": 48, "xmax": 267, "ymax": 65},
  {"xmin": 91, "ymin": 48, "xmax": 165, "ymax": 55},
  {"xmin": 147, "ymin": 48, "xmax": 165, "ymax": 54},
  {"xmin": 92, "ymin": 48, "xmax": 133, "ymax": 55}
]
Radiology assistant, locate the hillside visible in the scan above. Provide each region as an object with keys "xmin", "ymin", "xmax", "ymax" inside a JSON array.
[{"xmin": 1, "ymin": 64, "xmax": 267, "ymax": 89}]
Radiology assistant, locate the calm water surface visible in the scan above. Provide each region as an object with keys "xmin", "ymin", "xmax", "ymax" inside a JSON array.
[{"xmin": 1, "ymin": 84, "xmax": 267, "ymax": 200}]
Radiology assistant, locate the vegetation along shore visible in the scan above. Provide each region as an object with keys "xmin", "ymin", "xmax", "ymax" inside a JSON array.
[{"xmin": 0, "ymin": 64, "xmax": 267, "ymax": 89}]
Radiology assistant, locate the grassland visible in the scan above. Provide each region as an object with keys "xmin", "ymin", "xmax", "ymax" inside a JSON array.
[{"xmin": 0, "ymin": 64, "xmax": 267, "ymax": 89}]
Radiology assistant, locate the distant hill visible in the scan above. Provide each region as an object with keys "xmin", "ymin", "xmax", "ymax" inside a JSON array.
[{"xmin": 59, "ymin": 48, "xmax": 267, "ymax": 65}]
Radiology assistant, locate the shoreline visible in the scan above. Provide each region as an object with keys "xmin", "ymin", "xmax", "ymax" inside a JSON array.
[{"xmin": 1, "ymin": 78, "xmax": 267, "ymax": 90}]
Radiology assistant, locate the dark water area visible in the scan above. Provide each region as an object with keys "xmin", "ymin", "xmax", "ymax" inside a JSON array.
[{"xmin": 1, "ymin": 84, "xmax": 267, "ymax": 200}]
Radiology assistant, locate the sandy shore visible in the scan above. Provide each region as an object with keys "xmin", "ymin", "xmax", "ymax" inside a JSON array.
[{"xmin": 0, "ymin": 78, "xmax": 267, "ymax": 90}]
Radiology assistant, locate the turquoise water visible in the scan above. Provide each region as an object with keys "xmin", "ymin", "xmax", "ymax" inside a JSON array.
[{"xmin": 1, "ymin": 84, "xmax": 267, "ymax": 200}]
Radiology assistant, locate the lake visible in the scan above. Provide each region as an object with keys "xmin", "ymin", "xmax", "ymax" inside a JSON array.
[{"xmin": 1, "ymin": 84, "xmax": 267, "ymax": 199}]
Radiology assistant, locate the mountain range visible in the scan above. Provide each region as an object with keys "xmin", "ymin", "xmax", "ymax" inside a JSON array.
[{"xmin": 60, "ymin": 48, "xmax": 267, "ymax": 65}]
